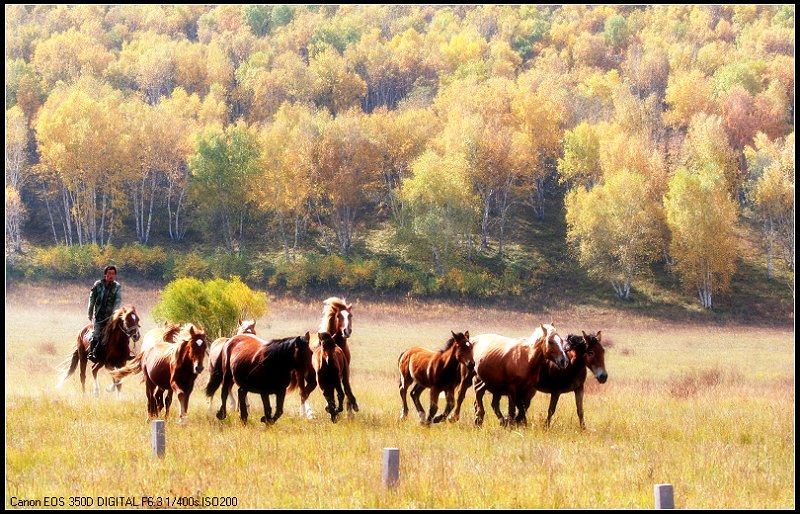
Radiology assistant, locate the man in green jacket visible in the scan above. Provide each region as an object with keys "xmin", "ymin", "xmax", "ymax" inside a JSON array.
[{"xmin": 86, "ymin": 265, "xmax": 122, "ymax": 363}]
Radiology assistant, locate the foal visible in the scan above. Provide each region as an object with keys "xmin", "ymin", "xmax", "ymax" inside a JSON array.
[
  {"xmin": 313, "ymin": 332, "xmax": 358, "ymax": 422},
  {"xmin": 398, "ymin": 331, "xmax": 475, "ymax": 424}
]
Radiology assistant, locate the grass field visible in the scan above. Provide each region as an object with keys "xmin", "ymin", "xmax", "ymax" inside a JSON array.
[{"xmin": 5, "ymin": 282, "xmax": 795, "ymax": 508}]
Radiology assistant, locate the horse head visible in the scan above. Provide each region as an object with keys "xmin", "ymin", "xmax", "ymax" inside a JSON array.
[
  {"xmin": 122, "ymin": 307, "xmax": 142, "ymax": 343},
  {"xmin": 450, "ymin": 330, "xmax": 475, "ymax": 371},
  {"xmin": 581, "ymin": 330, "xmax": 608, "ymax": 383},
  {"xmin": 321, "ymin": 297, "xmax": 353, "ymax": 339},
  {"xmin": 237, "ymin": 319, "xmax": 257, "ymax": 335},
  {"xmin": 538, "ymin": 323, "xmax": 569, "ymax": 370},
  {"xmin": 294, "ymin": 332, "xmax": 313, "ymax": 374},
  {"xmin": 180, "ymin": 324, "xmax": 207, "ymax": 375}
]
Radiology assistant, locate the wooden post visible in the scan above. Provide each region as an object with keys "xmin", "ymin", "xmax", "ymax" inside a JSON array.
[
  {"xmin": 382, "ymin": 448, "xmax": 399, "ymax": 489},
  {"xmin": 152, "ymin": 420, "xmax": 165, "ymax": 458},
  {"xmin": 654, "ymin": 484, "xmax": 674, "ymax": 509}
]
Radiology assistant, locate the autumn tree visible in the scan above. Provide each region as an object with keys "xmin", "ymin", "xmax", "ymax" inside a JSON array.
[
  {"xmin": 189, "ymin": 121, "xmax": 260, "ymax": 253},
  {"xmin": 745, "ymin": 132, "xmax": 794, "ymax": 289},
  {"xmin": 566, "ymin": 169, "xmax": 663, "ymax": 300},
  {"xmin": 664, "ymin": 166, "xmax": 738, "ymax": 309},
  {"xmin": 401, "ymin": 150, "xmax": 478, "ymax": 275}
]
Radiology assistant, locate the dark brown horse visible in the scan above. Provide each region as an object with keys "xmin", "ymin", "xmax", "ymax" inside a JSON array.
[
  {"xmin": 57, "ymin": 306, "xmax": 141, "ymax": 397},
  {"xmin": 111, "ymin": 325, "xmax": 208, "ymax": 423},
  {"xmin": 208, "ymin": 319, "xmax": 257, "ymax": 412},
  {"xmin": 536, "ymin": 331, "xmax": 608, "ymax": 429},
  {"xmin": 313, "ymin": 332, "xmax": 358, "ymax": 422},
  {"xmin": 398, "ymin": 331, "xmax": 475, "ymax": 424},
  {"xmin": 294, "ymin": 297, "xmax": 354, "ymax": 418},
  {"xmin": 466, "ymin": 324, "xmax": 569, "ymax": 427},
  {"xmin": 206, "ymin": 333, "xmax": 315, "ymax": 425}
]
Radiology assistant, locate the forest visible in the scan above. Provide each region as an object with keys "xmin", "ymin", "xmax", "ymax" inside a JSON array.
[{"xmin": 5, "ymin": 5, "xmax": 795, "ymax": 309}]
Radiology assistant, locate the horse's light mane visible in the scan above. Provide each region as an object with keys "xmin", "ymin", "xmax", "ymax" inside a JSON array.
[
  {"xmin": 528, "ymin": 323, "xmax": 557, "ymax": 349},
  {"xmin": 319, "ymin": 297, "xmax": 349, "ymax": 334},
  {"xmin": 103, "ymin": 306, "xmax": 131, "ymax": 341}
]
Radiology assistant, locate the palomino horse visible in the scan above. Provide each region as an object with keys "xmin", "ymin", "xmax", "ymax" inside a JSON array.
[
  {"xmin": 294, "ymin": 297, "xmax": 353, "ymax": 418},
  {"xmin": 206, "ymin": 333, "xmax": 315, "ymax": 425},
  {"xmin": 398, "ymin": 331, "xmax": 475, "ymax": 424},
  {"xmin": 139, "ymin": 321, "xmax": 183, "ymax": 353},
  {"xmin": 112, "ymin": 325, "xmax": 207, "ymax": 423},
  {"xmin": 536, "ymin": 331, "xmax": 608, "ymax": 429},
  {"xmin": 56, "ymin": 306, "xmax": 141, "ymax": 397},
  {"xmin": 467, "ymin": 324, "xmax": 569, "ymax": 427},
  {"xmin": 313, "ymin": 332, "xmax": 358, "ymax": 422},
  {"xmin": 208, "ymin": 319, "xmax": 257, "ymax": 412}
]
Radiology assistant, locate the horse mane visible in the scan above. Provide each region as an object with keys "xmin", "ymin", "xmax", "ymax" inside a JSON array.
[
  {"xmin": 528, "ymin": 323, "xmax": 557, "ymax": 353},
  {"xmin": 170, "ymin": 335, "xmax": 192, "ymax": 368},
  {"xmin": 103, "ymin": 306, "xmax": 132, "ymax": 342},
  {"xmin": 440, "ymin": 336, "xmax": 457, "ymax": 353},
  {"xmin": 565, "ymin": 334, "xmax": 587, "ymax": 353},
  {"xmin": 162, "ymin": 322, "xmax": 183, "ymax": 342},
  {"xmin": 319, "ymin": 297, "xmax": 349, "ymax": 334}
]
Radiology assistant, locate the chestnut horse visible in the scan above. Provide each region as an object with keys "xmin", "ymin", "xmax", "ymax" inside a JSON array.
[
  {"xmin": 56, "ymin": 306, "xmax": 141, "ymax": 397},
  {"xmin": 206, "ymin": 333, "xmax": 315, "ymax": 425},
  {"xmin": 466, "ymin": 323, "xmax": 569, "ymax": 427},
  {"xmin": 207, "ymin": 319, "xmax": 257, "ymax": 412},
  {"xmin": 294, "ymin": 297, "xmax": 354, "ymax": 418},
  {"xmin": 536, "ymin": 331, "xmax": 608, "ymax": 429},
  {"xmin": 398, "ymin": 331, "xmax": 475, "ymax": 424},
  {"xmin": 313, "ymin": 332, "xmax": 358, "ymax": 422},
  {"xmin": 111, "ymin": 324, "xmax": 207, "ymax": 422}
]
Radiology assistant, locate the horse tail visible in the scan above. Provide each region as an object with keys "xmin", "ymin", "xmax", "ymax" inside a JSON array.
[
  {"xmin": 55, "ymin": 348, "xmax": 80, "ymax": 389},
  {"xmin": 205, "ymin": 354, "xmax": 224, "ymax": 397},
  {"xmin": 109, "ymin": 353, "xmax": 143, "ymax": 381}
]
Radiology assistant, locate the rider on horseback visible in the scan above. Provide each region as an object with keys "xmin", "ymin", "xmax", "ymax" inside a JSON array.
[{"xmin": 86, "ymin": 265, "xmax": 122, "ymax": 363}]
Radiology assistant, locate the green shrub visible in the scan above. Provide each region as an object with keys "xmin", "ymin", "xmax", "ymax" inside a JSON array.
[{"xmin": 152, "ymin": 276, "xmax": 268, "ymax": 339}]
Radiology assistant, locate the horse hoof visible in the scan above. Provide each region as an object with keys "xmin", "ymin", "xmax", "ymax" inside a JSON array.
[
  {"xmin": 448, "ymin": 415, "xmax": 459, "ymax": 423},
  {"xmin": 260, "ymin": 416, "xmax": 267, "ymax": 423},
  {"xmin": 216, "ymin": 411, "xmax": 226, "ymax": 420},
  {"xmin": 432, "ymin": 415, "xmax": 445, "ymax": 423}
]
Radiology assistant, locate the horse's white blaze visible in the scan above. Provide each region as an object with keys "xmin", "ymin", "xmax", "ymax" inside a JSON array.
[
  {"xmin": 196, "ymin": 339, "xmax": 204, "ymax": 346},
  {"xmin": 340, "ymin": 311, "xmax": 350, "ymax": 333}
]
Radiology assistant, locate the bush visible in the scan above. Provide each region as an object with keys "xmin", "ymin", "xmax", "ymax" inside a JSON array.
[{"xmin": 152, "ymin": 277, "xmax": 268, "ymax": 339}]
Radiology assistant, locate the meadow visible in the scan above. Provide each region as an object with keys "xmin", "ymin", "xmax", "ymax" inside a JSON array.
[{"xmin": 5, "ymin": 282, "xmax": 794, "ymax": 509}]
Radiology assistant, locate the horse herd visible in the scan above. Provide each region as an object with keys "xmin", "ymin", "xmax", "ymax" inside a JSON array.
[{"xmin": 57, "ymin": 297, "xmax": 609, "ymax": 429}]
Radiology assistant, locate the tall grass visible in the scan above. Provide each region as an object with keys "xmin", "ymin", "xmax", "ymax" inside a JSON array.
[{"xmin": 5, "ymin": 283, "xmax": 794, "ymax": 508}]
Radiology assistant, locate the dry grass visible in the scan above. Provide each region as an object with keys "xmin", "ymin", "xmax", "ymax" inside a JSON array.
[{"xmin": 5, "ymin": 283, "xmax": 795, "ymax": 508}]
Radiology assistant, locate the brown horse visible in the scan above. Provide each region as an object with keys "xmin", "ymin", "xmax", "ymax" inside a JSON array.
[
  {"xmin": 536, "ymin": 331, "xmax": 608, "ymax": 429},
  {"xmin": 466, "ymin": 323, "xmax": 569, "ymax": 427},
  {"xmin": 313, "ymin": 332, "xmax": 358, "ymax": 422},
  {"xmin": 206, "ymin": 333, "xmax": 315, "ymax": 425},
  {"xmin": 56, "ymin": 306, "xmax": 141, "ymax": 397},
  {"xmin": 207, "ymin": 319, "xmax": 257, "ymax": 412},
  {"xmin": 398, "ymin": 331, "xmax": 475, "ymax": 424},
  {"xmin": 294, "ymin": 297, "xmax": 354, "ymax": 418},
  {"xmin": 112, "ymin": 325, "xmax": 207, "ymax": 422}
]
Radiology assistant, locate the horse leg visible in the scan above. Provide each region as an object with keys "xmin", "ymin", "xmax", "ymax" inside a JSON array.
[
  {"xmin": 491, "ymin": 391, "xmax": 507, "ymax": 426},
  {"xmin": 514, "ymin": 391, "xmax": 531, "ymax": 427},
  {"xmin": 473, "ymin": 379, "xmax": 486, "ymax": 426},
  {"xmin": 409, "ymin": 384, "xmax": 427, "ymax": 422},
  {"xmin": 545, "ymin": 392, "xmax": 561, "ymax": 429},
  {"xmin": 79, "ymin": 355, "xmax": 88, "ymax": 395},
  {"xmin": 335, "ymin": 380, "xmax": 345, "ymax": 417},
  {"xmin": 297, "ymin": 370, "xmax": 317, "ymax": 420},
  {"xmin": 434, "ymin": 389, "xmax": 455, "ymax": 423},
  {"xmin": 425, "ymin": 388, "xmax": 440, "ymax": 424},
  {"xmin": 165, "ymin": 389, "xmax": 174, "ymax": 420},
  {"xmin": 238, "ymin": 388, "xmax": 249, "ymax": 423},
  {"xmin": 260, "ymin": 393, "xmax": 272, "ymax": 424},
  {"xmin": 92, "ymin": 366, "xmax": 101, "ymax": 398},
  {"xmin": 175, "ymin": 386, "xmax": 189, "ymax": 424},
  {"xmin": 216, "ymin": 373, "xmax": 233, "ymax": 420},
  {"xmin": 449, "ymin": 367, "xmax": 473, "ymax": 423},
  {"xmin": 398, "ymin": 374, "xmax": 411, "ymax": 420},
  {"xmin": 271, "ymin": 390, "xmax": 285, "ymax": 424},
  {"xmin": 342, "ymin": 364, "xmax": 358, "ymax": 414},
  {"xmin": 574, "ymin": 387, "xmax": 586, "ymax": 430},
  {"xmin": 145, "ymin": 380, "xmax": 156, "ymax": 421},
  {"xmin": 323, "ymin": 385, "xmax": 337, "ymax": 422}
]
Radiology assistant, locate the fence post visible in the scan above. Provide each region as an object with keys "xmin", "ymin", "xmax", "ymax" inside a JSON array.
[
  {"xmin": 654, "ymin": 484, "xmax": 674, "ymax": 509},
  {"xmin": 152, "ymin": 420, "xmax": 165, "ymax": 458},
  {"xmin": 382, "ymin": 448, "xmax": 399, "ymax": 489}
]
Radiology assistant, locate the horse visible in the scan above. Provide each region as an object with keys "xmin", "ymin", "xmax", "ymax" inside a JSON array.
[
  {"xmin": 464, "ymin": 323, "xmax": 570, "ymax": 427},
  {"xmin": 56, "ymin": 306, "xmax": 141, "ymax": 397},
  {"xmin": 398, "ymin": 331, "xmax": 475, "ymax": 424},
  {"xmin": 139, "ymin": 321, "xmax": 183, "ymax": 353},
  {"xmin": 293, "ymin": 297, "xmax": 354, "ymax": 418},
  {"xmin": 536, "ymin": 331, "xmax": 608, "ymax": 429},
  {"xmin": 111, "ymin": 325, "xmax": 207, "ymax": 423},
  {"xmin": 207, "ymin": 319, "xmax": 257, "ymax": 412},
  {"xmin": 313, "ymin": 332, "xmax": 358, "ymax": 422},
  {"xmin": 206, "ymin": 332, "xmax": 315, "ymax": 425}
]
